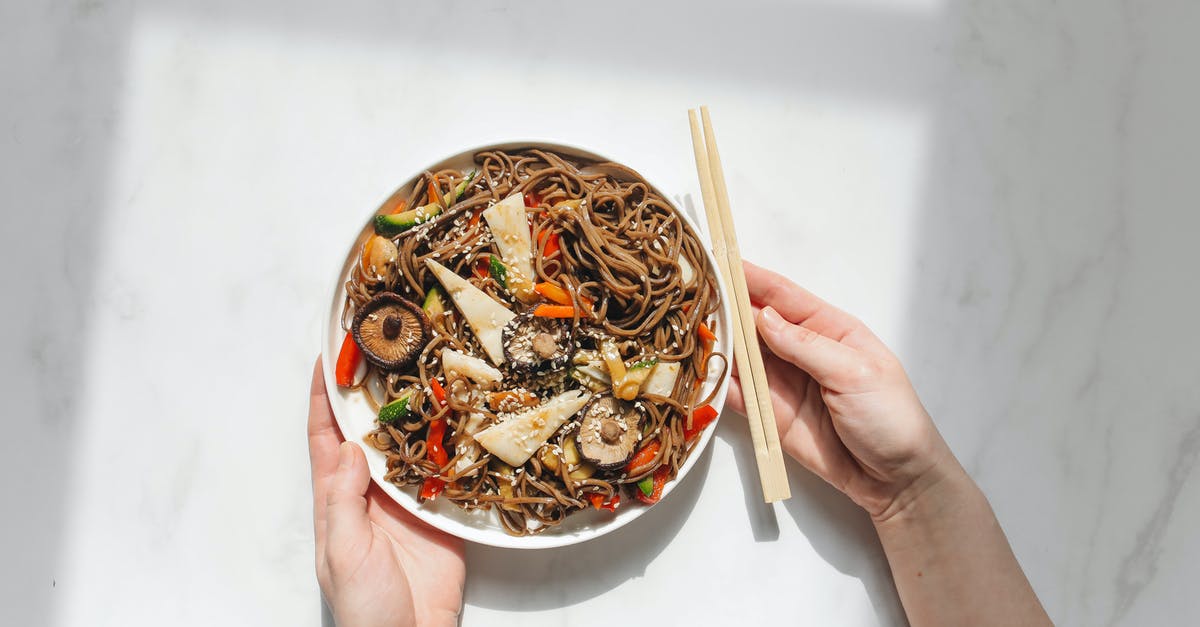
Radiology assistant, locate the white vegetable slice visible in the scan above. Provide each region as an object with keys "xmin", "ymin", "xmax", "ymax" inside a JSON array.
[
  {"xmin": 679, "ymin": 256, "xmax": 697, "ymax": 288},
  {"xmin": 570, "ymin": 363, "xmax": 612, "ymax": 393},
  {"xmin": 642, "ymin": 361, "xmax": 681, "ymax": 397},
  {"xmin": 441, "ymin": 348, "xmax": 503, "ymax": 387},
  {"xmin": 424, "ymin": 259, "xmax": 516, "ymax": 364},
  {"xmin": 472, "ymin": 390, "xmax": 592, "ymax": 467},
  {"xmin": 453, "ymin": 412, "xmax": 488, "ymax": 475},
  {"xmin": 482, "ymin": 192, "xmax": 536, "ymax": 301}
]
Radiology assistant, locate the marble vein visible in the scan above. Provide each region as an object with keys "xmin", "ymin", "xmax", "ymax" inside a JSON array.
[{"xmin": 1108, "ymin": 415, "xmax": 1200, "ymax": 625}]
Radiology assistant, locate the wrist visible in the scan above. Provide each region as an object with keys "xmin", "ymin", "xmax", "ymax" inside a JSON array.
[{"xmin": 870, "ymin": 449, "xmax": 975, "ymax": 528}]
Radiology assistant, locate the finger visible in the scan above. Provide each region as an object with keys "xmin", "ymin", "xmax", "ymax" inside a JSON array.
[
  {"xmin": 366, "ymin": 483, "xmax": 464, "ymax": 554},
  {"xmin": 756, "ymin": 306, "xmax": 867, "ymax": 392},
  {"xmin": 760, "ymin": 355, "xmax": 859, "ymax": 486},
  {"xmin": 308, "ymin": 357, "xmax": 344, "ymax": 554},
  {"xmin": 726, "ymin": 374, "xmax": 746, "ymax": 415},
  {"xmin": 743, "ymin": 260, "xmax": 878, "ymax": 348},
  {"xmin": 325, "ymin": 442, "xmax": 373, "ymax": 555}
]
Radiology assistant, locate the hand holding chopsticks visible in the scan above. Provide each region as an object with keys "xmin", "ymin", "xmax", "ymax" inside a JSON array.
[{"xmin": 688, "ymin": 107, "xmax": 791, "ymax": 503}]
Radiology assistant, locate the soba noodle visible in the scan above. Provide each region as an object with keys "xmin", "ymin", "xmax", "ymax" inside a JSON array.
[{"xmin": 341, "ymin": 148, "xmax": 726, "ymax": 535}]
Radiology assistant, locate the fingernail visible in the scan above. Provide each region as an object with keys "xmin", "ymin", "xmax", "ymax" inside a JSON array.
[
  {"xmin": 337, "ymin": 442, "xmax": 355, "ymax": 470},
  {"xmin": 759, "ymin": 306, "xmax": 784, "ymax": 332}
]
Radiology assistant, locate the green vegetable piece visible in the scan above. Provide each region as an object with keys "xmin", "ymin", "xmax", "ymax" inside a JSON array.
[
  {"xmin": 422, "ymin": 286, "xmax": 446, "ymax": 318},
  {"xmin": 374, "ymin": 204, "xmax": 444, "ymax": 236},
  {"xmin": 449, "ymin": 170, "xmax": 477, "ymax": 203},
  {"xmin": 637, "ymin": 475, "xmax": 654, "ymax": 497},
  {"xmin": 488, "ymin": 255, "xmax": 508, "ymax": 288},
  {"xmin": 629, "ymin": 357, "xmax": 659, "ymax": 370},
  {"xmin": 378, "ymin": 391, "xmax": 416, "ymax": 424}
]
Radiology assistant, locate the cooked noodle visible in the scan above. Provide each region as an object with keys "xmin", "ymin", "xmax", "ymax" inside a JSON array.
[{"xmin": 342, "ymin": 148, "xmax": 726, "ymax": 535}]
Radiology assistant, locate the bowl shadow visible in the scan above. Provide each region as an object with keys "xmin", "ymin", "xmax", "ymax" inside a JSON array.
[{"xmin": 462, "ymin": 443, "xmax": 713, "ymax": 611}]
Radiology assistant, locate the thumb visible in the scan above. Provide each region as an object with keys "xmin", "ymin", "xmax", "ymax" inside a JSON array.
[
  {"xmin": 756, "ymin": 306, "xmax": 862, "ymax": 391},
  {"xmin": 325, "ymin": 442, "xmax": 372, "ymax": 550}
]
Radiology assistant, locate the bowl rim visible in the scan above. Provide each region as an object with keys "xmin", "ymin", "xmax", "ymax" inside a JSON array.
[{"xmin": 320, "ymin": 139, "xmax": 733, "ymax": 549}]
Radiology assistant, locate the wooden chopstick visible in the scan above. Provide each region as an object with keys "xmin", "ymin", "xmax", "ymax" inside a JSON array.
[{"xmin": 689, "ymin": 107, "xmax": 791, "ymax": 502}]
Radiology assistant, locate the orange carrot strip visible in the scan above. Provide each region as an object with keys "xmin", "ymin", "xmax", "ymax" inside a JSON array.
[
  {"xmin": 532, "ymin": 304, "xmax": 576, "ymax": 318},
  {"xmin": 427, "ymin": 179, "xmax": 441, "ymax": 206},
  {"xmin": 534, "ymin": 282, "xmax": 572, "ymax": 306}
]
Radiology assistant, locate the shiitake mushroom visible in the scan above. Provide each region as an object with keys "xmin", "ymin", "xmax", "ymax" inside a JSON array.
[
  {"xmin": 352, "ymin": 293, "xmax": 431, "ymax": 370},
  {"xmin": 575, "ymin": 394, "xmax": 645, "ymax": 470},
  {"xmin": 501, "ymin": 311, "xmax": 573, "ymax": 374}
]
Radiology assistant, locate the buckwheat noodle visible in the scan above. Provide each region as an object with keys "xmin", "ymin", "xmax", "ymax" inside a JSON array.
[{"xmin": 341, "ymin": 148, "xmax": 726, "ymax": 535}]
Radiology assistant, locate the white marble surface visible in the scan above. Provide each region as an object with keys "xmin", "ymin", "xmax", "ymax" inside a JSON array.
[{"xmin": 3, "ymin": 0, "xmax": 1198, "ymax": 625}]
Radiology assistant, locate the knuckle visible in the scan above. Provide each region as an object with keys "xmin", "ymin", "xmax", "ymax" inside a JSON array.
[
  {"xmin": 788, "ymin": 324, "xmax": 821, "ymax": 345},
  {"xmin": 839, "ymin": 357, "xmax": 882, "ymax": 390}
]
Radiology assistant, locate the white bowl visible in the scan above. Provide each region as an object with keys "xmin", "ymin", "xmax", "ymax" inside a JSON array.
[{"xmin": 321, "ymin": 141, "xmax": 732, "ymax": 549}]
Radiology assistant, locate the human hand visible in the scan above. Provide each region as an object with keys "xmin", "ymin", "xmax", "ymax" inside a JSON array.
[
  {"xmin": 726, "ymin": 262, "xmax": 959, "ymax": 521},
  {"xmin": 308, "ymin": 359, "xmax": 465, "ymax": 627}
]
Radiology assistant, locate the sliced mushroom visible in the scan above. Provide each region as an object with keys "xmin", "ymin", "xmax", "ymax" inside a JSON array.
[
  {"xmin": 352, "ymin": 293, "xmax": 431, "ymax": 370},
  {"xmin": 501, "ymin": 311, "xmax": 574, "ymax": 374},
  {"xmin": 575, "ymin": 394, "xmax": 645, "ymax": 470}
]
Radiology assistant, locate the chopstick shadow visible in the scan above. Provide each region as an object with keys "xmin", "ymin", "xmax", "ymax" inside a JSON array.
[
  {"xmin": 463, "ymin": 443, "xmax": 713, "ymax": 611},
  {"xmin": 720, "ymin": 409, "xmax": 905, "ymax": 623},
  {"xmin": 778, "ymin": 461, "xmax": 908, "ymax": 626},
  {"xmin": 715, "ymin": 416, "xmax": 781, "ymax": 542}
]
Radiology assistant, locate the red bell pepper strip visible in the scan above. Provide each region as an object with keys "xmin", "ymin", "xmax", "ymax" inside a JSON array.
[
  {"xmin": 334, "ymin": 332, "xmax": 361, "ymax": 387},
  {"xmin": 426, "ymin": 418, "xmax": 449, "ymax": 467},
  {"xmin": 635, "ymin": 466, "xmax": 670, "ymax": 505},
  {"xmin": 696, "ymin": 322, "xmax": 716, "ymax": 379},
  {"xmin": 524, "ymin": 191, "xmax": 542, "ymax": 208},
  {"xmin": 542, "ymin": 232, "xmax": 561, "ymax": 257},
  {"xmin": 420, "ymin": 477, "xmax": 445, "ymax": 500},
  {"xmin": 473, "ymin": 258, "xmax": 490, "ymax": 279},
  {"xmin": 420, "ymin": 379, "xmax": 451, "ymax": 501},
  {"xmin": 428, "ymin": 377, "xmax": 448, "ymax": 409},
  {"xmin": 589, "ymin": 493, "xmax": 620, "ymax": 512},
  {"xmin": 683, "ymin": 404, "xmax": 719, "ymax": 441},
  {"xmin": 625, "ymin": 440, "xmax": 662, "ymax": 475}
]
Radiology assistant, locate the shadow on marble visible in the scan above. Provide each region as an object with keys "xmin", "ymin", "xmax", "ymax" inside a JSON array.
[
  {"xmin": 891, "ymin": 3, "xmax": 1200, "ymax": 624},
  {"xmin": 779, "ymin": 463, "xmax": 907, "ymax": 626},
  {"xmin": 718, "ymin": 413, "xmax": 907, "ymax": 625},
  {"xmin": 0, "ymin": 2, "xmax": 137, "ymax": 623},
  {"xmin": 714, "ymin": 415, "xmax": 782, "ymax": 542},
  {"xmin": 462, "ymin": 444, "xmax": 712, "ymax": 611},
  {"xmin": 320, "ymin": 599, "xmax": 334, "ymax": 627}
]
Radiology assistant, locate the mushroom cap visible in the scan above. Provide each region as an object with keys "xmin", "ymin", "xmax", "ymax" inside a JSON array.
[
  {"xmin": 576, "ymin": 394, "xmax": 645, "ymax": 470},
  {"xmin": 352, "ymin": 293, "xmax": 431, "ymax": 370},
  {"xmin": 502, "ymin": 311, "xmax": 574, "ymax": 374}
]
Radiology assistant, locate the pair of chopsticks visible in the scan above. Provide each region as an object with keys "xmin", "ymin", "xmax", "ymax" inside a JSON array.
[{"xmin": 688, "ymin": 107, "xmax": 791, "ymax": 503}]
